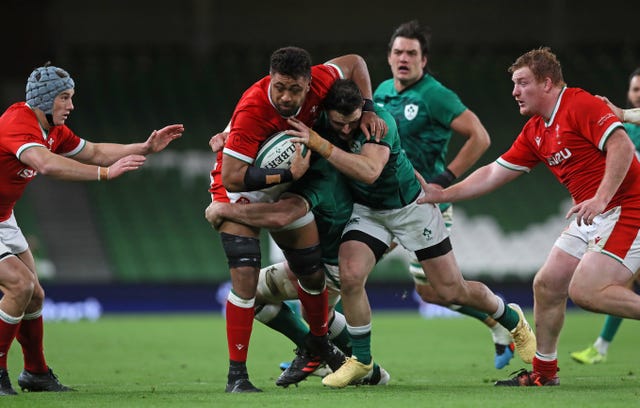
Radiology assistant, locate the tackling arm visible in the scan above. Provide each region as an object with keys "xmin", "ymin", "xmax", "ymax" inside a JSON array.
[{"xmin": 205, "ymin": 194, "xmax": 309, "ymax": 230}]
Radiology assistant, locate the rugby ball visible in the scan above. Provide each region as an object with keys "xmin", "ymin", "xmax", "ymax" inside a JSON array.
[{"xmin": 254, "ymin": 131, "xmax": 308, "ymax": 169}]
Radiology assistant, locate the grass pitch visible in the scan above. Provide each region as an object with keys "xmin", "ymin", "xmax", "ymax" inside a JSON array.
[{"xmin": 3, "ymin": 309, "xmax": 639, "ymax": 407}]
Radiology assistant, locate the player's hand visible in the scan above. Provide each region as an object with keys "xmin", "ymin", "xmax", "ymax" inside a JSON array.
[
  {"xmin": 286, "ymin": 118, "xmax": 333, "ymax": 158},
  {"xmin": 595, "ymin": 95, "xmax": 624, "ymax": 121},
  {"xmin": 360, "ymin": 111, "xmax": 387, "ymax": 142},
  {"xmin": 415, "ymin": 170, "xmax": 446, "ymax": 205},
  {"xmin": 566, "ymin": 197, "xmax": 607, "ymax": 226},
  {"xmin": 204, "ymin": 201, "xmax": 227, "ymax": 230},
  {"xmin": 144, "ymin": 124, "xmax": 184, "ymax": 154},
  {"xmin": 289, "ymin": 143, "xmax": 311, "ymax": 180},
  {"xmin": 107, "ymin": 154, "xmax": 146, "ymax": 179},
  {"xmin": 209, "ymin": 131, "xmax": 229, "ymax": 153}
]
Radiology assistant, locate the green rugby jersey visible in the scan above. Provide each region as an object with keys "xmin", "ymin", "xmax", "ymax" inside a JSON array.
[
  {"xmin": 625, "ymin": 122, "xmax": 640, "ymax": 152},
  {"xmin": 374, "ymin": 74, "xmax": 466, "ymax": 211},
  {"xmin": 315, "ymin": 106, "xmax": 420, "ymax": 210},
  {"xmin": 290, "ymin": 157, "xmax": 352, "ymax": 265}
]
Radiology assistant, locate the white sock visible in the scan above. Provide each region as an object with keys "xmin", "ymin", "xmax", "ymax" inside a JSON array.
[{"xmin": 594, "ymin": 337, "xmax": 610, "ymax": 355}]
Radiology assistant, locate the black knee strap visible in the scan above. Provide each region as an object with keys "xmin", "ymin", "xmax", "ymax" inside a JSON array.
[
  {"xmin": 282, "ymin": 245, "xmax": 324, "ymax": 277},
  {"xmin": 220, "ymin": 232, "xmax": 261, "ymax": 268}
]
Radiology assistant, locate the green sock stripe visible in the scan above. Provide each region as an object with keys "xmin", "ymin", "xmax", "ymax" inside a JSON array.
[
  {"xmin": 351, "ymin": 333, "xmax": 372, "ymax": 365},
  {"xmin": 496, "ymin": 306, "xmax": 519, "ymax": 331},
  {"xmin": 265, "ymin": 303, "xmax": 309, "ymax": 348},
  {"xmin": 455, "ymin": 305, "xmax": 490, "ymax": 321}
]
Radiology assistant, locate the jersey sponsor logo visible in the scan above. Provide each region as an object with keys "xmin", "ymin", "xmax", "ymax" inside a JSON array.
[
  {"xmin": 404, "ymin": 104, "xmax": 419, "ymax": 121},
  {"xmin": 17, "ymin": 168, "xmax": 37, "ymax": 179},
  {"xmin": 545, "ymin": 148, "xmax": 572, "ymax": 166}
]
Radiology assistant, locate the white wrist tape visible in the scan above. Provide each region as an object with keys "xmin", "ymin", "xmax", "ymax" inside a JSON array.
[{"xmin": 623, "ymin": 108, "xmax": 640, "ymax": 125}]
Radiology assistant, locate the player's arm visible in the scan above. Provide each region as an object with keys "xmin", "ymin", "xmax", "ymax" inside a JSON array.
[
  {"xmin": 286, "ymin": 117, "xmax": 388, "ymax": 184},
  {"xmin": 74, "ymin": 124, "xmax": 184, "ymax": 166},
  {"xmin": 623, "ymin": 108, "xmax": 640, "ymax": 124},
  {"xmin": 417, "ymin": 161, "xmax": 522, "ymax": 204},
  {"xmin": 205, "ymin": 193, "xmax": 309, "ymax": 230},
  {"xmin": 596, "ymin": 96, "xmax": 640, "ymax": 124},
  {"xmin": 326, "ymin": 54, "xmax": 386, "ymax": 140},
  {"xmin": 221, "ymin": 144, "xmax": 310, "ymax": 192},
  {"xmin": 432, "ymin": 109, "xmax": 490, "ymax": 187},
  {"xmin": 566, "ymin": 128, "xmax": 635, "ymax": 225},
  {"xmin": 323, "ymin": 142, "xmax": 388, "ymax": 184},
  {"xmin": 19, "ymin": 145, "xmax": 145, "ymax": 181}
]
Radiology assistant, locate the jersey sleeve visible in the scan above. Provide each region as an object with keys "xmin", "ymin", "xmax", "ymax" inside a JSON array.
[
  {"xmin": 569, "ymin": 91, "xmax": 624, "ymax": 151},
  {"xmin": 428, "ymin": 85, "xmax": 467, "ymax": 127},
  {"xmin": 53, "ymin": 126, "xmax": 85, "ymax": 157},
  {"xmin": 496, "ymin": 125, "xmax": 539, "ymax": 173}
]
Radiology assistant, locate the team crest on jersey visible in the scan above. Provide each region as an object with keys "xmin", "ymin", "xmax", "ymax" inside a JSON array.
[
  {"xmin": 404, "ymin": 104, "xmax": 419, "ymax": 121},
  {"xmin": 349, "ymin": 139, "xmax": 363, "ymax": 153}
]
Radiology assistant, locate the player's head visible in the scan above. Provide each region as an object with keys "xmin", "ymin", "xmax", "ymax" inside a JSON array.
[
  {"xmin": 509, "ymin": 47, "xmax": 566, "ymax": 118},
  {"xmin": 269, "ymin": 47, "xmax": 312, "ymax": 117},
  {"xmin": 509, "ymin": 47, "xmax": 565, "ymax": 87},
  {"xmin": 322, "ymin": 79, "xmax": 363, "ymax": 140},
  {"xmin": 387, "ymin": 20, "xmax": 431, "ymax": 87},
  {"xmin": 26, "ymin": 62, "xmax": 75, "ymax": 127},
  {"xmin": 627, "ymin": 67, "xmax": 640, "ymax": 109}
]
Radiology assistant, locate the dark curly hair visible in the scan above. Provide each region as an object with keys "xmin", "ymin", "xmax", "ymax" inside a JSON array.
[
  {"xmin": 323, "ymin": 79, "xmax": 363, "ymax": 116},
  {"xmin": 269, "ymin": 46, "xmax": 312, "ymax": 80}
]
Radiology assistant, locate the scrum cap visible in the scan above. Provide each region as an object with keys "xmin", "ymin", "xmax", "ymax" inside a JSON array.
[{"xmin": 25, "ymin": 63, "xmax": 74, "ymax": 115}]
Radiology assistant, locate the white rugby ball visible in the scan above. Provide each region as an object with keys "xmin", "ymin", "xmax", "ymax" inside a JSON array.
[{"xmin": 254, "ymin": 131, "xmax": 308, "ymax": 169}]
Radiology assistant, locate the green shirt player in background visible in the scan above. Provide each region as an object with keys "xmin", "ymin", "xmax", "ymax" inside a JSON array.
[
  {"xmin": 373, "ymin": 20, "xmax": 514, "ymax": 369},
  {"xmin": 288, "ymin": 79, "xmax": 535, "ymax": 388},
  {"xmin": 570, "ymin": 67, "xmax": 640, "ymax": 365}
]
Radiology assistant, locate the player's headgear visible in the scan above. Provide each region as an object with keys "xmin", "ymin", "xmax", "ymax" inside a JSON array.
[{"xmin": 26, "ymin": 62, "xmax": 74, "ymax": 116}]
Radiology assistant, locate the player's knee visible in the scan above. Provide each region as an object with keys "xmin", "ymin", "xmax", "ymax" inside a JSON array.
[
  {"xmin": 567, "ymin": 280, "xmax": 597, "ymax": 312},
  {"xmin": 220, "ymin": 232, "xmax": 261, "ymax": 268},
  {"xmin": 0, "ymin": 257, "xmax": 36, "ymax": 304},
  {"xmin": 282, "ymin": 245, "xmax": 323, "ymax": 278}
]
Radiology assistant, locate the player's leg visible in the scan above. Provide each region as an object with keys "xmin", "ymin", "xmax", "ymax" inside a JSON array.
[
  {"xmin": 13, "ymin": 249, "xmax": 70, "ymax": 392},
  {"xmin": 570, "ymin": 276, "xmax": 636, "ymax": 364},
  {"xmin": 569, "ymin": 206, "xmax": 640, "ymax": 318},
  {"xmin": 0, "ymin": 215, "xmax": 41, "ymax": 396},
  {"xmin": 496, "ymin": 246, "xmax": 578, "ymax": 386},
  {"xmin": 254, "ymin": 261, "xmax": 308, "ymax": 348},
  {"xmin": 0, "ymin": 254, "xmax": 33, "ymax": 397},
  {"xmin": 322, "ymin": 231, "xmax": 386, "ymax": 388},
  {"xmin": 272, "ymin": 218, "xmax": 344, "ymax": 373},
  {"xmin": 253, "ymin": 260, "xmax": 322, "ymax": 387},
  {"xmin": 396, "ymin": 200, "xmax": 534, "ymax": 365},
  {"xmin": 219, "ymin": 224, "xmax": 263, "ymax": 393},
  {"xmin": 411, "ymin": 263, "xmax": 514, "ymax": 369}
]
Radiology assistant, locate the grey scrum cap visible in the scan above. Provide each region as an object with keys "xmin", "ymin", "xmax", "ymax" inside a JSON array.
[{"xmin": 25, "ymin": 64, "xmax": 75, "ymax": 114}]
